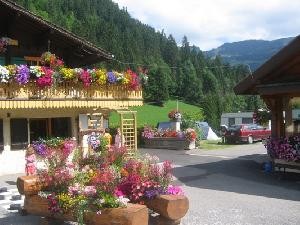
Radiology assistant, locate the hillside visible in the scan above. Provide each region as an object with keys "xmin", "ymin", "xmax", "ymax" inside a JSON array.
[
  {"xmin": 109, "ymin": 100, "xmax": 203, "ymax": 127},
  {"xmin": 13, "ymin": 0, "xmax": 265, "ymax": 129},
  {"xmin": 205, "ymin": 37, "xmax": 294, "ymax": 70}
]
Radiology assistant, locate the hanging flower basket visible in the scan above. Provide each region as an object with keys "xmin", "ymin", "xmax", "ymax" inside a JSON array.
[{"xmin": 168, "ymin": 110, "xmax": 182, "ymax": 122}]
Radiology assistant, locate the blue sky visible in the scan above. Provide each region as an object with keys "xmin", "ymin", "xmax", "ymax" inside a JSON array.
[{"xmin": 113, "ymin": 0, "xmax": 300, "ymax": 50}]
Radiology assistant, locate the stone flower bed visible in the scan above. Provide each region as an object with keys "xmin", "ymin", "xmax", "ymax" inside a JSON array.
[{"xmin": 142, "ymin": 126, "xmax": 197, "ymax": 150}]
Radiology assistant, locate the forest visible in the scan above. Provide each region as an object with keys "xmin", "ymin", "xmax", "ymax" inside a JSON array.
[{"xmin": 14, "ymin": 0, "xmax": 264, "ymax": 129}]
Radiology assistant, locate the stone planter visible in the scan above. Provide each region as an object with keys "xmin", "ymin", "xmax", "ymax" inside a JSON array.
[{"xmin": 144, "ymin": 137, "xmax": 195, "ymax": 150}]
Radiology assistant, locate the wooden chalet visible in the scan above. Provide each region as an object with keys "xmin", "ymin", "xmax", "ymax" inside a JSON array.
[
  {"xmin": 0, "ymin": 0, "xmax": 142, "ymax": 154},
  {"xmin": 234, "ymin": 36, "xmax": 300, "ymax": 138}
]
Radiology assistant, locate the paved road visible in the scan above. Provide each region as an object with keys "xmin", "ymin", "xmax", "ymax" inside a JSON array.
[
  {"xmin": 0, "ymin": 143, "xmax": 299, "ymax": 225},
  {"xmin": 141, "ymin": 143, "xmax": 300, "ymax": 225}
]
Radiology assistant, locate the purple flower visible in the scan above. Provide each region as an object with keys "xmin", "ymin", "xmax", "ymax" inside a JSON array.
[
  {"xmin": 265, "ymin": 136, "xmax": 300, "ymax": 161},
  {"xmin": 107, "ymin": 71, "xmax": 117, "ymax": 84},
  {"xmin": 87, "ymin": 133, "xmax": 101, "ymax": 150},
  {"xmin": 32, "ymin": 140, "xmax": 47, "ymax": 157},
  {"xmin": 144, "ymin": 187, "xmax": 165, "ymax": 199},
  {"xmin": 15, "ymin": 65, "xmax": 30, "ymax": 85}
]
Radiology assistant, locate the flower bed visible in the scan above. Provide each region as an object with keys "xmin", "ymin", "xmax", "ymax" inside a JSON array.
[
  {"xmin": 142, "ymin": 126, "xmax": 197, "ymax": 150},
  {"xmin": 265, "ymin": 136, "xmax": 300, "ymax": 162},
  {"xmin": 19, "ymin": 137, "xmax": 188, "ymax": 225}
]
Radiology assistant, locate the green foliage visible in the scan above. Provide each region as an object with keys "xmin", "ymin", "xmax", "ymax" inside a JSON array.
[
  {"xmin": 109, "ymin": 100, "xmax": 203, "ymax": 128},
  {"xmin": 181, "ymin": 111, "xmax": 205, "ymax": 130},
  {"xmin": 14, "ymin": 0, "xmax": 265, "ymax": 128}
]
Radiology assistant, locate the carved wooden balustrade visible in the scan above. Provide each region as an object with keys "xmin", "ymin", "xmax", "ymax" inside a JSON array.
[{"xmin": 0, "ymin": 83, "xmax": 143, "ymax": 109}]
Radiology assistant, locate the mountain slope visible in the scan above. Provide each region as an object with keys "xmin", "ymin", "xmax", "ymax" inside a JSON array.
[{"xmin": 205, "ymin": 37, "xmax": 294, "ymax": 70}]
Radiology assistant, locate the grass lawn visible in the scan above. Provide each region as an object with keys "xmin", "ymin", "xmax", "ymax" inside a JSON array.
[
  {"xmin": 199, "ymin": 140, "xmax": 235, "ymax": 150},
  {"xmin": 109, "ymin": 100, "xmax": 202, "ymax": 127}
]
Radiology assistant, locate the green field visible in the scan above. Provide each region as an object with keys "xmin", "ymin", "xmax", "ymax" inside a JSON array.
[{"xmin": 109, "ymin": 100, "xmax": 202, "ymax": 128}]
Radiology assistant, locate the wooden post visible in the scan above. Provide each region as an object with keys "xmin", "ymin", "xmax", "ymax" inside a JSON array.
[
  {"xmin": 133, "ymin": 112, "xmax": 137, "ymax": 151},
  {"xmin": 264, "ymin": 96, "xmax": 284, "ymax": 138},
  {"xmin": 283, "ymin": 97, "xmax": 293, "ymax": 136}
]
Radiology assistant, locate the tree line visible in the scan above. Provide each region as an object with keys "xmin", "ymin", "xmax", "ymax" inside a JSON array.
[{"xmin": 15, "ymin": 0, "xmax": 264, "ymax": 129}]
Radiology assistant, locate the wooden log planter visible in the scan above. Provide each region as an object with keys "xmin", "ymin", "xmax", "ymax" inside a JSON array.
[
  {"xmin": 144, "ymin": 137, "xmax": 195, "ymax": 150},
  {"xmin": 17, "ymin": 176, "xmax": 189, "ymax": 225}
]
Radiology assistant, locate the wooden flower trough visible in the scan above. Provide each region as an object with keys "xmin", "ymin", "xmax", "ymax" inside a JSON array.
[{"xmin": 17, "ymin": 176, "xmax": 189, "ymax": 225}]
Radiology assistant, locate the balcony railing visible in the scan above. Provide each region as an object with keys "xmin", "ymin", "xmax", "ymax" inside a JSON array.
[{"xmin": 0, "ymin": 83, "xmax": 143, "ymax": 109}]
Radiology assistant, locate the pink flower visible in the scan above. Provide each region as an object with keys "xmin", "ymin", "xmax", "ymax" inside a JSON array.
[
  {"xmin": 167, "ymin": 185, "xmax": 184, "ymax": 195},
  {"xmin": 68, "ymin": 183, "xmax": 81, "ymax": 196},
  {"xmin": 83, "ymin": 186, "xmax": 97, "ymax": 196},
  {"xmin": 114, "ymin": 188, "xmax": 124, "ymax": 197}
]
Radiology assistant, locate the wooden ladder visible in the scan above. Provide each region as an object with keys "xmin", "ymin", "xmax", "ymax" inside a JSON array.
[{"xmin": 118, "ymin": 110, "xmax": 137, "ymax": 151}]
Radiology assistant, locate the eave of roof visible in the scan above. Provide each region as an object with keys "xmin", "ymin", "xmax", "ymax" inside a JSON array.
[
  {"xmin": 1, "ymin": 0, "xmax": 113, "ymax": 61},
  {"xmin": 234, "ymin": 36, "xmax": 300, "ymax": 95}
]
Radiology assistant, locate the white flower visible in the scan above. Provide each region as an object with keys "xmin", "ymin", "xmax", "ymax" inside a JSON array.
[
  {"xmin": 117, "ymin": 196, "xmax": 130, "ymax": 206},
  {"xmin": 0, "ymin": 66, "xmax": 9, "ymax": 83}
]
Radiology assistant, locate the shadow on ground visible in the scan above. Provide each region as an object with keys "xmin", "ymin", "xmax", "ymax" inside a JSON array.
[{"xmin": 174, "ymin": 154, "xmax": 300, "ymax": 201}]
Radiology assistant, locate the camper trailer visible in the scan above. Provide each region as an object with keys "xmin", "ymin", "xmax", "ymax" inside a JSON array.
[{"xmin": 221, "ymin": 112, "xmax": 254, "ymax": 127}]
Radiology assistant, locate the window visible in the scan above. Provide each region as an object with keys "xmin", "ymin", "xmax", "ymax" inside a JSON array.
[
  {"xmin": 242, "ymin": 117, "xmax": 253, "ymax": 124},
  {"xmin": 0, "ymin": 56, "xmax": 5, "ymax": 66},
  {"xmin": 24, "ymin": 56, "xmax": 41, "ymax": 66},
  {"xmin": 11, "ymin": 57, "xmax": 26, "ymax": 65},
  {"xmin": 10, "ymin": 118, "xmax": 28, "ymax": 150},
  {"xmin": 29, "ymin": 119, "xmax": 48, "ymax": 141},
  {"xmin": 228, "ymin": 118, "xmax": 235, "ymax": 126},
  {"xmin": 51, "ymin": 117, "xmax": 72, "ymax": 138}
]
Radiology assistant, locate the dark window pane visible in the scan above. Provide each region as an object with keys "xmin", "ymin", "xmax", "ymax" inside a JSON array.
[
  {"xmin": 242, "ymin": 117, "xmax": 253, "ymax": 124},
  {"xmin": 30, "ymin": 119, "xmax": 48, "ymax": 141},
  {"xmin": 228, "ymin": 118, "xmax": 235, "ymax": 126},
  {"xmin": 51, "ymin": 117, "xmax": 72, "ymax": 138},
  {"xmin": 11, "ymin": 118, "xmax": 28, "ymax": 150}
]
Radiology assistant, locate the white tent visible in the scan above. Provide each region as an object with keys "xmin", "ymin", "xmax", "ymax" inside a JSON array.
[{"xmin": 207, "ymin": 127, "xmax": 220, "ymax": 141}]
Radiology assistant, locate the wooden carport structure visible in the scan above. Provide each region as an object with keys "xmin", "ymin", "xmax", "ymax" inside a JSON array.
[{"xmin": 234, "ymin": 36, "xmax": 300, "ymax": 138}]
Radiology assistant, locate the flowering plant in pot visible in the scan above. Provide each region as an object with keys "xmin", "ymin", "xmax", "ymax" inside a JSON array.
[
  {"xmin": 30, "ymin": 136, "xmax": 184, "ymax": 225},
  {"xmin": 168, "ymin": 109, "xmax": 182, "ymax": 121},
  {"xmin": 265, "ymin": 136, "xmax": 300, "ymax": 161}
]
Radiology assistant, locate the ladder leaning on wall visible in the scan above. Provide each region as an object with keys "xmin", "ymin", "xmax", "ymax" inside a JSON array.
[{"xmin": 117, "ymin": 110, "xmax": 137, "ymax": 151}]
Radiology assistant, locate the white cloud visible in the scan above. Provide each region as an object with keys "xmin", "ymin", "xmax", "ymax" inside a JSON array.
[{"xmin": 113, "ymin": 0, "xmax": 300, "ymax": 50}]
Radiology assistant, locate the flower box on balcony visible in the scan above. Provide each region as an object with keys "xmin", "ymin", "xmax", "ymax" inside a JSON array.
[{"xmin": 144, "ymin": 137, "xmax": 195, "ymax": 150}]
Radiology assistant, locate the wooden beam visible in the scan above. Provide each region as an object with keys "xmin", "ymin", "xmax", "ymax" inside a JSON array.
[
  {"xmin": 256, "ymin": 82, "xmax": 300, "ymax": 96},
  {"xmin": 261, "ymin": 56, "xmax": 300, "ymax": 83}
]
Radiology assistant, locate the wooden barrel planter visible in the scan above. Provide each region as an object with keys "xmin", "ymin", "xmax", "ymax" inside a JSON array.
[
  {"xmin": 144, "ymin": 137, "xmax": 195, "ymax": 150},
  {"xmin": 17, "ymin": 176, "xmax": 189, "ymax": 225},
  {"xmin": 17, "ymin": 176, "xmax": 148, "ymax": 225},
  {"xmin": 145, "ymin": 195, "xmax": 189, "ymax": 225}
]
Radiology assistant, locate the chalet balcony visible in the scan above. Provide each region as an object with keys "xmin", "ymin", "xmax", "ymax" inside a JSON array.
[{"xmin": 0, "ymin": 83, "xmax": 143, "ymax": 109}]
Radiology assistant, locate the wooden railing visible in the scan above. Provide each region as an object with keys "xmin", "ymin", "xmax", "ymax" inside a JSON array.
[{"xmin": 0, "ymin": 83, "xmax": 143, "ymax": 109}]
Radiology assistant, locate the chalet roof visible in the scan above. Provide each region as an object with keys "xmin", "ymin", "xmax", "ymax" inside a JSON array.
[
  {"xmin": 0, "ymin": 0, "xmax": 113, "ymax": 66},
  {"xmin": 234, "ymin": 36, "xmax": 300, "ymax": 95}
]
